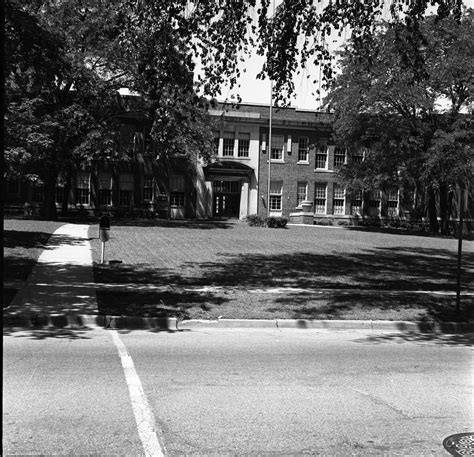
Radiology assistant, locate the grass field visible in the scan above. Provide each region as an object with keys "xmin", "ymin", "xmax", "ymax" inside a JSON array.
[
  {"xmin": 4, "ymin": 218, "xmax": 65, "ymax": 307},
  {"xmin": 89, "ymin": 219, "xmax": 474, "ymax": 322}
]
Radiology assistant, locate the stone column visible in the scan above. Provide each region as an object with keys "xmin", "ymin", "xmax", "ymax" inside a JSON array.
[{"xmin": 239, "ymin": 180, "xmax": 249, "ymax": 220}]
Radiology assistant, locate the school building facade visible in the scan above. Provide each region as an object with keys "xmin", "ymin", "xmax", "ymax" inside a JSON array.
[{"xmin": 4, "ymin": 101, "xmax": 472, "ymax": 227}]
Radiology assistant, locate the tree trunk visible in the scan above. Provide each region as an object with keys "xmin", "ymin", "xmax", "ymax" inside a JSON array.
[
  {"xmin": 41, "ymin": 172, "xmax": 59, "ymax": 220},
  {"xmin": 439, "ymin": 182, "xmax": 449, "ymax": 235},
  {"xmin": 61, "ymin": 169, "xmax": 72, "ymax": 216},
  {"xmin": 427, "ymin": 187, "xmax": 439, "ymax": 233}
]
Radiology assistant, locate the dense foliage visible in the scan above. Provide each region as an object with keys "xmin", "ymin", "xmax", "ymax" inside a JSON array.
[
  {"xmin": 327, "ymin": 10, "xmax": 473, "ymax": 234},
  {"xmin": 5, "ymin": 0, "xmax": 465, "ymax": 220}
]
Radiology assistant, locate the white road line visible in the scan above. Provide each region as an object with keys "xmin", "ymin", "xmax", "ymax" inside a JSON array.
[{"xmin": 110, "ymin": 330, "xmax": 165, "ymax": 457}]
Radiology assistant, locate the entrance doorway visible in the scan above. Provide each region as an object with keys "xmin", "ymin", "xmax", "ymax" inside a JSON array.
[{"xmin": 213, "ymin": 180, "xmax": 241, "ymax": 218}]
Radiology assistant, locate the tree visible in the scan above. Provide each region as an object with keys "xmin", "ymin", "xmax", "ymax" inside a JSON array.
[
  {"xmin": 325, "ymin": 10, "xmax": 473, "ymax": 233},
  {"xmin": 5, "ymin": 0, "xmax": 121, "ymax": 219},
  {"xmin": 5, "ymin": 0, "xmax": 465, "ymax": 220}
]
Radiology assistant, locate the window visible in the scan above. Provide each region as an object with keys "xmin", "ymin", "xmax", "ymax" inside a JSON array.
[
  {"xmin": 98, "ymin": 172, "xmax": 112, "ymax": 206},
  {"xmin": 297, "ymin": 182, "xmax": 308, "ymax": 207},
  {"xmin": 351, "ymin": 191, "xmax": 363, "ymax": 215},
  {"xmin": 170, "ymin": 175, "xmax": 185, "ymax": 207},
  {"xmin": 143, "ymin": 176, "xmax": 154, "ymax": 201},
  {"xmin": 119, "ymin": 173, "xmax": 134, "ymax": 206},
  {"xmin": 32, "ymin": 185, "xmax": 44, "ymax": 203},
  {"xmin": 271, "ymin": 135, "xmax": 284, "ymax": 160},
  {"xmin": 368, "ymin": 189, "xmax": 381, "ymax": 216},
  {"xmin": 76, "ymin": 172, "xmax": 90, "ymax": 205},
  {"xmin": 170, "ymin": 192, "xmax": 185, "ymax": 206},
  {"xmin": 238, "ymin": 132, "xmax": 250, "ymax": 157},
  {"xmin": 223, "ymin": 131, "xmax": 235, "ymax": 156},
  {"xmin": 298, "ymin": 137, "xmax": 309, "ymax": 162},
  {"xmin": 269, "ymin": 180, "xmax": 283, "ymax": 211},
  {"xmin": 387, "ymin": 187, "xmax": 399, "ymax": 217},
  {"xmin": 213, "ymin": 180, "xmax": 240, "ymax": 193},
  {"xmin": 7, "ymin": 178, "xmax": 20, "ymax": 194},
  {"xmin": 333, "ymin": 184, "xmax": 345, "ymax": 215},
  {"xmin": 314, "ymin": 183, "xmax": 327, "ymax": 214},
  {"xmin": 334, "ymin": 148, "xmax": 346, "ymax": 168},
  {"xmin": 315, "ymin": 146, "xmax": 328, "ymax": 169},
  {"xmin": 352, "ymin": 149, "xmax": 366, "ymax": 163}
]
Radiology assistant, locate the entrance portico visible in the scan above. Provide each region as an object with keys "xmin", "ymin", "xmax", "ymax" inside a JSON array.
[{"xmin": 203, "ymin": 161, "xmax": 254, "ymax": 220}]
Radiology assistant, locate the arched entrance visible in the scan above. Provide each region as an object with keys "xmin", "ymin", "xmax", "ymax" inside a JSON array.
[{"xmin": 204, "ymin": 161, "xmax": 254, "ymax": 219}]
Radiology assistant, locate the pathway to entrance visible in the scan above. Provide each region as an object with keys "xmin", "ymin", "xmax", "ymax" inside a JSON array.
[{"xmin": 6, "ymin": 224, "xmax": 98, "ymax": 318}]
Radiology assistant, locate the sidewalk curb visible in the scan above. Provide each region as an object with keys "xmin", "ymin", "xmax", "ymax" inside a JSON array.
[{"xmin": 3, "ymin": 313, "xmax": 473, "ymax": 333}]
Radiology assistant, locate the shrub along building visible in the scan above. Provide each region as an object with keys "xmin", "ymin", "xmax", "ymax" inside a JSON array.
[{"xmin": 5, "ymin": 100, "xmax": 473, "ymax": 230}]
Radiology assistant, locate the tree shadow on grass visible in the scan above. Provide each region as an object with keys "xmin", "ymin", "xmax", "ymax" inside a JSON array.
[
  {"xmin": 193, "ymin": 246, "xmax": 474, "ymax": 292},
  {"xmin": 96, "ymin": 289, "xmax": 229, "ymax": 320},
  {"xmin": 92, "ymin": 245, "xmax": 473, "ymax": 323},
  {"xmin": 4, "ymin": 230, "xmax": 90, "ymax": 250}
]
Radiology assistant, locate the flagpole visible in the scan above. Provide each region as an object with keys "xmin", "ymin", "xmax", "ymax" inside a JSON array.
[
  {"xmin": 267, "ymin": 79, "xmax": 273, "ymax": 218},
  {"xmin": 267, "ymin": 0, "xmax": 275, "ymax": 219}
]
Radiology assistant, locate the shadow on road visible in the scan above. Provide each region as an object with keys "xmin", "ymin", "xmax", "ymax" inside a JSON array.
[
  {"xmin": 354, "ymin": 331, "xmax": 474, "ymax": 347},
  {"xmin": 3, "ymin": 327, "xmax": 93, "ymax": 339}
]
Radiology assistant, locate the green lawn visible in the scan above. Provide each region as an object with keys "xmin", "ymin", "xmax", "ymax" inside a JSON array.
[
  {"xmin": 89, "ymin": 219, "xmax": 474, "ymax": 322},
  {"xmin": 4, "ymin": 218, "xmax": 65, "ymax": 307}
]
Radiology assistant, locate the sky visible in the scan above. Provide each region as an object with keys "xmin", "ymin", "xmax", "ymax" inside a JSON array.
[{"xmin": 213, "ymin": 0, "xmax": 474, "ymax": 110}]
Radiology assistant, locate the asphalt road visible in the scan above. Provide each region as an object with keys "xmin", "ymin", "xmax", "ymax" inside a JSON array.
[{"xmin": 3, "ymin": 327, "xmax": 472, "ymax": 456}]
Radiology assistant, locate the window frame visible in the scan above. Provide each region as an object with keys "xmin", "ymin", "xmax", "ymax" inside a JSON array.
[
  {"xmin": 315, "ymin": 145, "xmax": 328, "ymax": 170},
  {"xmin": 296, "ymin": 181, "xmax": 308, "ymax": 207},
  {"xmin": 237, "ymin": 132, "xmax": 250, "ymax": 157},
  {"xmin": 269, "ymin": 180, "xmax": 283, "ymax": 211},
  {"xmin": 334, "ymin": 148, "xmax": 346, "ymax": 169},
  {"xmin": 333, "ymin": 184, "xmax": 345, "ymax": 215},
  {"xmin": 297, "ymin": 137, "xmax": 309, "ymax": 163},
  {"xmin": 170, "ymin": 191, "xmax": 185, "ymax": 207},
  {"xmin": 222, "ymin": 131, "xmax": 235, "ymax": 157},
  {"xmin": 314, "ymin": 182, "xmax": 327, "ymax": 214},
  {"xmin": 270, "ymin": 135, "xmax": 285, "ymax": 161}
]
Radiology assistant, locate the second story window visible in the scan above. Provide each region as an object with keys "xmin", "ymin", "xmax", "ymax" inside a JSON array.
[
  {"xmin": 271, "ymin": 135, "xmax": 284, "ymax": 160},
  {"xmin": 315, "ymin": 146, "xmax": 328, "ymax": 169},
  {"xmin": 238, "ymin": 132, "xmax": 250, "ymax": 157},
  {"xmin": 298, "ymin": 137, "xmax": 309, "ymax": 162},
  {"xmin": 352, "ymin": 148, "xmax": 366, "ymax": 163},
  {"xmin": 334, "ymin": 148, "xmax": 346, "ymax": 168},
  {"xmin": 223, "ymin": 131, "xmax": 235, "ymax": 156}
]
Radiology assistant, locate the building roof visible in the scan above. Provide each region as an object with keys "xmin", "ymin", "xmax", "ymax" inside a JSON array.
[{"xmin": 209, "ymin": 102, "xmax": 333, "ymax": 128}]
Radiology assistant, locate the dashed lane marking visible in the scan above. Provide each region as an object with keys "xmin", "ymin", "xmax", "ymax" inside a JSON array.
[{"xmin": 110, "ymin": 330, "xmax": 165, "ymax": 457}]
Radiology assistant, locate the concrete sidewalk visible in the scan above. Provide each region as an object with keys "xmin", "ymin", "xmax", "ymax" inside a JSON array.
[
  {"xmin": 4, "ymin": 224, "xmax": 101, "ymax": 326},
  {"xmin": 3, "ymin": 223, "xmax": 473, "ymax": 333}
]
